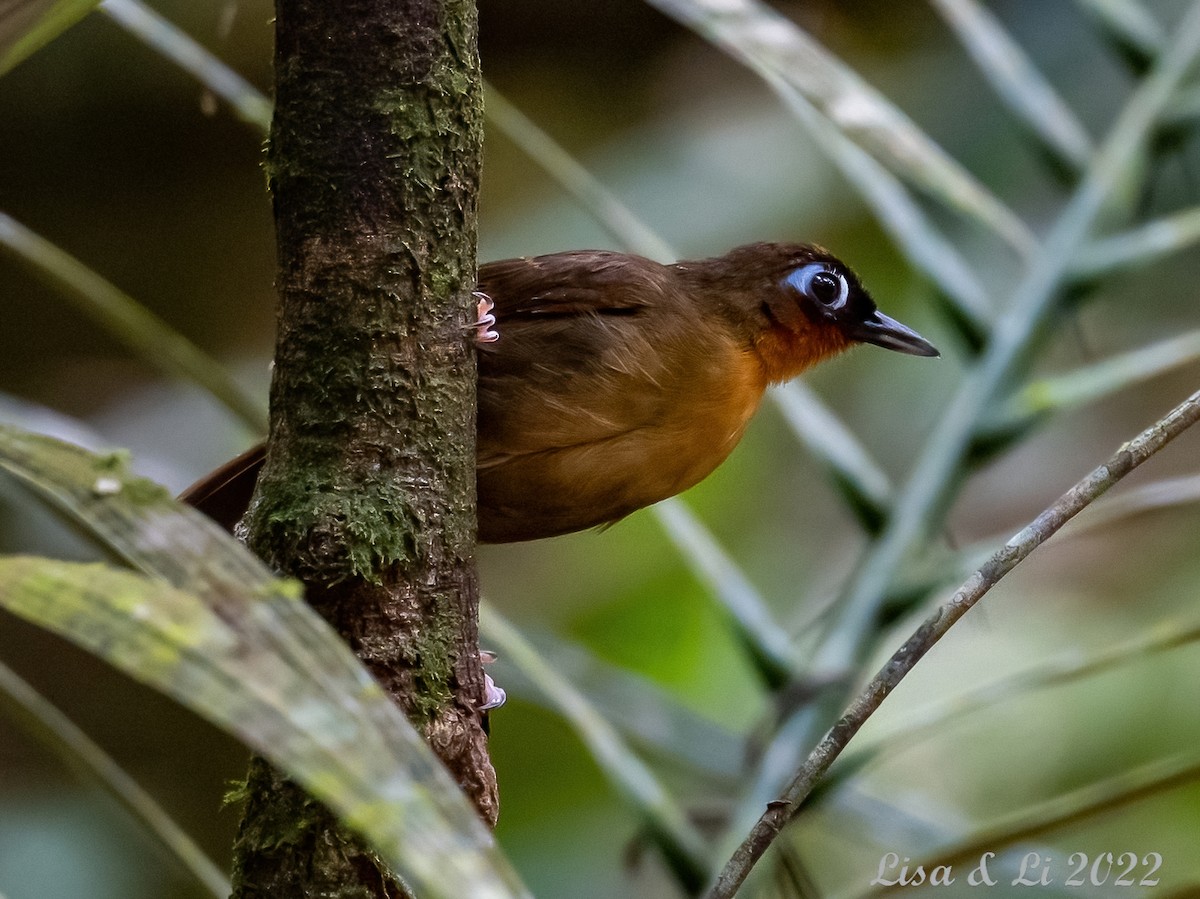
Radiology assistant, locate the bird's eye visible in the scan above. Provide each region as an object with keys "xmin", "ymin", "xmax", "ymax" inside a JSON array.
[{"xmin": 784, "ymin": 263, "xmax": 849, "ymax": 311}]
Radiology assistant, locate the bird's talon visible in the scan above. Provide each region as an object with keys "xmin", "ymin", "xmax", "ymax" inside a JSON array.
[
  {"xmin": 473, "ymin": 291, "xmax": 499, "ymax": 344},
  {"xmin": 480, "ymin": 672, "xmax": 506, "ymax": 711},
  {"xmin": 477, "ymin": 649, "xmax": 505, "ymax": 710}
]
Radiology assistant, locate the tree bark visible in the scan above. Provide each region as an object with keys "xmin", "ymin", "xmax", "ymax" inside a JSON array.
[{"xmin": 230, "ymin": 0, "xmax": 491, "ymax": 894}]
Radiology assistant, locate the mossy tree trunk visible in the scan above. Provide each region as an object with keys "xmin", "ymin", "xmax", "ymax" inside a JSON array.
[{"xmin": 230, "ymin": 0, "xmax": 492, "ymax": 894}]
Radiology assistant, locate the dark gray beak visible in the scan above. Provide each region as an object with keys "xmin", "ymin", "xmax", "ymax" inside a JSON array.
[{"xmin": 848, "ymin": 311, "xmax": 939, "ymax": 357}]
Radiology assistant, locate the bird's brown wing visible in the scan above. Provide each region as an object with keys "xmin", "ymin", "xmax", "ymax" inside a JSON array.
[
  {"xmin": 474, "ymin": 251, "xmax": 750, "ymax": 541},
  {"xmin": 475, "ymin": 251, "xmax": 685, "ymax": 463},
  {"xmin": 477, "ymin": 251, "xmax": 663, "ymax": 318}
]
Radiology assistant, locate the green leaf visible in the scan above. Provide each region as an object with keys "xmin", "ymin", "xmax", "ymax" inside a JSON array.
[
  {"xmin": 643, "ymin": 0, "xmax": 1035, "ymax": 256},
  {"xmin": 99, "ymin": 0, "xmax": 273, "ymax": 130},
  {"xmin": 0, "ymin": 0, "xmax": 98, "ymax": 76},
  {"xmin": 0, "ymin": 213, "xmax": 266, "ymax": 434},
  {"xmin": 1073, "ymin": 206, "xmax": 1200, "ymax": 277},
  {"xmin": 932, "ymin": 0, "xmax": 1092, "ymax": 173},
  {"xmin": 0, "ymin": 425, "xmax": 529, "ymax": 899},
  {"xmin": 497, "ymin": 625, "xmax": 745, "ymax": 780},
  {"xmin": 485, "ymin": 83, "xmax": 675, "ymax": 262},
  {"xmin": 0, "ymin": 657, "xmax": 230, "ymax": 898},
  {"xmin": 480, "ymin": 605, "xmax": 712, "ymax": 891},
  {"xmin": 991, "ymin": 330, "xmax": 1200, "ymax": 431},
  {"xmin": 731, "ymin": 0, "xmax": 1200, "ymax": 838},
  {"xmin": 1073, "ymin": 0, "xmax": 1166, "ymax": 64}
]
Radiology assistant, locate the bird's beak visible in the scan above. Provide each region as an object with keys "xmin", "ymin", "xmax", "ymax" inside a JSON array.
[{"xmin": 848, "ymin": 311, "xmax": 939, "ymax": 357}]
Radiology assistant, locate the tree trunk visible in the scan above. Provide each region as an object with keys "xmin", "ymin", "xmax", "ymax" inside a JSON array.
[{"xmin": 230, "ymin": 0, "xmax": 492, "ymax": 894}]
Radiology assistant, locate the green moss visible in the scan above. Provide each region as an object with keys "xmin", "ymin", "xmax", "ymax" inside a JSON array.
[
  {"xmin": 223, "ymin": 776, "xmax": 251, "ymax": 808},
  {"xmin": 407, "ymin": 604, "xmax": 457, "ymax": 721}
]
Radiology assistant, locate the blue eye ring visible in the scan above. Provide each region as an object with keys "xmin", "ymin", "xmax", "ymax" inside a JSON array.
[{"xmin": 785, "ymin": 263, "xmax": 849, "ymax": 310}]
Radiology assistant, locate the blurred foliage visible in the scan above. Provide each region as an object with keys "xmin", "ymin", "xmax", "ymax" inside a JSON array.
[{"xmin": 2, "ymin": 1, "xmax": 1200, "ymax": 898}]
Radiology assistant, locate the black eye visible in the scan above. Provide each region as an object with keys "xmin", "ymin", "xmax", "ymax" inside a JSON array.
[
  {"xmin": 783, "ymin": 263, "xmax": 850, "ymax": 310},
  {"xmin": 810, "ymin": 271, "xmax": 842, "ymax": 305}
]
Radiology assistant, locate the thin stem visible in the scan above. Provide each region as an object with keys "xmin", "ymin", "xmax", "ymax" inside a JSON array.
[
  {"xmin": 0, "ymin": 213, "xmax": 266, "ymax": 434},
  {"xmin": 706, "ymin": 386, "xmax": 1200, "ymax": 898},
  {"xmin": 99, "ymin": 0, "xmax": 273, "ymax": 130},
  {"xmin": 721, "ymin": 4, "xmax": 1200, "ymax": 833},
  {"xmin": 1072, "ymin": 205, "xmax": 1200, "ymax": 277},
  {"xmin": 816, "ymin": 0, "xmax": 1200, "ymax": 679},
  {"xmin": 0, "ymin": 659, "xmax": 231, "ymax": 898},
  {"xmin": 930, "ymin": 0, "xmax": 1092, "ymax": 171},
  {"xmin": 484, "ymin": 83, "xmax": 676, "ymax": 262},
  {"xmin": 479, "ymin": 605, "xmax": 713, "ymax": 891}
]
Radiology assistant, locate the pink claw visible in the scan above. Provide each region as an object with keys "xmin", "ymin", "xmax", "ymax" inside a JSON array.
[
  {"xmin": 480, "ymin": 672, "xmax": 507, "ymax": 711},
  {"xmin": 473, "ymin": 291, "xmax": 499, "ymax": 344},
  {"xmin": 479, "ymin": 650, "xmax": 506, "ymax": 710}
]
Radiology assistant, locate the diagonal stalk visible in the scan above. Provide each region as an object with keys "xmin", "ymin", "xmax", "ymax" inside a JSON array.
[
  {"xmin": 731, "ymin": 0, "xmax": 1200, "ymax": 841},
  {"xmin": 708, "ymin": 384, "xmax": 1200, "ymax": 897}
]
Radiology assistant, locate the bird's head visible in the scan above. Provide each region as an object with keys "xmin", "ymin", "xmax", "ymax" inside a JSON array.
[{"xmin": 684, "ymin": 243, "xmax": 938, "ymax": 383}]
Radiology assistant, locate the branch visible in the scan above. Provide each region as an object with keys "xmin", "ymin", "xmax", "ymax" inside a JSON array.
[
  {"xmin": 231, "ymin": 0, "xmax": 490, "ymax": 893},
  {"xmin": 706, "ymin": 386, "xmax": 1200, "ymax": 899}
]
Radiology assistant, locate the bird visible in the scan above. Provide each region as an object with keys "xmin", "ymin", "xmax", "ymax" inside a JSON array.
[{"xmin": 181, "ymin": 242, "xmax": 937, "ymax": 542}]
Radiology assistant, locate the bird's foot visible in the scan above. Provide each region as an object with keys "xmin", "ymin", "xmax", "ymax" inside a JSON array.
[
  {"xmin": 473, "ymin": 291, "xmax": 499, "ymax": 344},
  {"xmin": 479, "ymin": 649, "xmax": 506, "ymax": 711}
]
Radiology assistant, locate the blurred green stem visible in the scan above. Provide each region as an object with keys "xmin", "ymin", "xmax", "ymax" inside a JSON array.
[
  {"xmin": 479, "ymin": 604, "xmax": 713, "ymax": 891},
  {"xmin": 931, "ymin": 0, "xmax": 1092, "ymax": 172},
  {"xmin": 100, "ymin": 0, "xmax": 272, "ymax": 130},
  {"xmin": 1073, "ymin": 0, "xmax": 1166, "ymax": 58},
  {"xmin": 994, "ymin": 329, "xmax": 1200, "ymax": 428},
  {"xmin": 709, "ymin": 384, "xmax": 1200, "ymax": 898},
  {"xmin": 485, "ymin": 84, "xmax": 675, "ymax": 262},
  {"xmin": 811, "ymin": 0, "xmax": 1200, "ymax": 694},
  {"xmin": 844, "ymin": 615, "xmax": 1200, "ymax": 772},
  {"xmin": 857, "ymin": 752, "xmax": 1200, "ymax": 899},
  {"xmin": 731, "ymin": 0, "xmax": 1200, "ymax": 858},
  {"xmin": 0, "ymin": 212, "xmax": 266, "ymax": 434},
  {"xmin": 0, "ymin": 658, "xmax": 230, "ymax": 898},
  {"xmin": 1073, "ymin": 205, "xmax": 1200, "ymax": 276}
]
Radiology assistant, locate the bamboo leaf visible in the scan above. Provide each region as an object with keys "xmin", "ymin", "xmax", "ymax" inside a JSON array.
[
  {"xmin": 643, "ymin": 0, "xmax": 1035, "ymax": 255},
  {"xmin": 1073, "ymin": 206, "xmax": 1200, "ymax": 276},
  {"xmin": 0, "ymin": 213, "xmax": 267, "ymax": 434},
  {"xmin": 859, "ymin": 753, "xmax": 1200, "ymax": 898},
  {"xmin": 0, "ymin": 657, "xmax": 230, "ymax": 898},
  {"xmin": 0, "ymin": 0, "xmax": 96, "ymax": 75},
  {"xmin": 709, "ymin": 386, "xmax": 1200, "ymax": 897},
  {"xmin": 770, "ymin": 381, "xmax": 893, "ymax": 528},
  {"xmin": 480, "ymin": 604, "xmax": 712, "ymax": 892},
  {"xmin": 931, "ymin": 0, "xmax": 1093, "ymax": 172},
  {"xmin": 769, "ymin": 86, "xmax": 994, "ymax": 336},
  {"xmin": 991, "ymin": 330, "xmax": 1200, "ymax": 431},
  {"xmin": 485, "ymin": 84, "xmax": 675, "ymax": 262},
  {"xmin": 1165, "ymin": 82, "xmax": 1200, "ymax": 125},
  {"xmin": 0, "ymin": 426, "xmax": 529, "ymax": 899},
  {"xmin": 808, "ymin": 0, "xmax": 1200, "ymax": 695},
  {"xmin": 99, "ymin": 0, "xmax": 272, "ymax": 129},
  {"xmin": 893, "ymin": 470, "xmax": 1200, "ymax": 611},
  {"xmin": 653, "ymin": 497, "xmax": 799, "ymax": 684},
  {"xmin": 497, "ymin": 625, "xmax": 745, "ymax": 780},
  {"xmin": 845, "ymin": 616, "xmax": 1200, "ymax": 772},
  {"xmin": 1073, "ymin": 0, "xmax": 1166, "ymax": 63}
]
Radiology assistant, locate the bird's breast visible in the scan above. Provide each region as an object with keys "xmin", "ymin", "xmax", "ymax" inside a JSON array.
[{"xmin": 476, "ymin": 316, "xmax": 767, "ymax": 542}]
